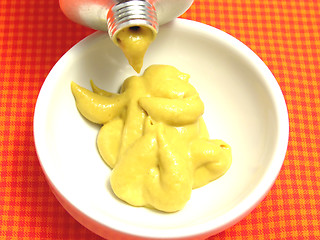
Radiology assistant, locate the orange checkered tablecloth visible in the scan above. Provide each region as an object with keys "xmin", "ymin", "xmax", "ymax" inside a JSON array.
[{"xmin": 0, "ymin": 0, "xmax": 319, "ymax": 239}]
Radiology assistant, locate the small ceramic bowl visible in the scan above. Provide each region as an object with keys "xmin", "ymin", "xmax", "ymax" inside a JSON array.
[{"xmin": 34, "ymin": 19, "xmax": 289, "ymax": 239}]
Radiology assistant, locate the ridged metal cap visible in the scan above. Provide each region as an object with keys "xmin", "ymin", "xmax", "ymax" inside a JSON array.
[{"xmin": 107, "ymin": 0, "xmax": 158, "ymax": 42}]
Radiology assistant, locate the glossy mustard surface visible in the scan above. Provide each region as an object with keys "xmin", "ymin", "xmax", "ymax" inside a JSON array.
[{"xmin": 71, "ymin": 65, "xmax": 232, "ymax": 212}]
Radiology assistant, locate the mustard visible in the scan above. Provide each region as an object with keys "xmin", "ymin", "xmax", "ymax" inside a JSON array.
[
  {"xmin": 114, "ymin": 26, "xmax": 155, "ymax": 73},
  {"xmin": 71, "ymin": 65, "xmax": 232, "ymax": 212}
]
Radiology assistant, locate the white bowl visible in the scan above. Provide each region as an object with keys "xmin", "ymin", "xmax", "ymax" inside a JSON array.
[{"xmin": 34, "ymin": 19, "xmax": 289, "ymax": 239}]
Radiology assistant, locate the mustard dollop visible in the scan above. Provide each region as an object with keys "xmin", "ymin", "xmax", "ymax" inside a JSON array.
[
  {"xmin": 71, "ymin": 65, "xmax": 232, "ymax": 212},
  {"xmin": 114, "ymin": 26, "xmax": 155, "ymax": 73}
]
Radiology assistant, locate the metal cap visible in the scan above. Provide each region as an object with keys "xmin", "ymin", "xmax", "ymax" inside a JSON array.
[{"xmin": 107, "ymin": 0, "xmax": 158, "ymax": 42}]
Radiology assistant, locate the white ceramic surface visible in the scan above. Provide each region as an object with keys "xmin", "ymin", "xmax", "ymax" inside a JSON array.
[{"xmin": 33, "ymin": 19, "xmax": 289, "ymax": 240}]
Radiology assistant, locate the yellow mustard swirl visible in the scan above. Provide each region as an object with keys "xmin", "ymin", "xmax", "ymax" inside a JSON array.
[{"xmin": 71, "ymin": 65, "xmax": 232, "ymax": 212}]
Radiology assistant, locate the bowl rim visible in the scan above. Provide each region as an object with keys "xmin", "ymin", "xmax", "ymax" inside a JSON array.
[{"xmin": 33, "ymin": 18, "xmax": 289, "ymax": 239}]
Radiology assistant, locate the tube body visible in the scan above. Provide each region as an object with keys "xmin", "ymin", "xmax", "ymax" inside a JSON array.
[{"xmin": 59, "ymin": 0, "xmax": 194, "ymax": 37}]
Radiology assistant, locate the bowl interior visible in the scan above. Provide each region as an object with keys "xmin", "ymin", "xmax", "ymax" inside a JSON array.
[{"xmin": 34, "ymin": 19, "xmax": 288, "ymax": 238}]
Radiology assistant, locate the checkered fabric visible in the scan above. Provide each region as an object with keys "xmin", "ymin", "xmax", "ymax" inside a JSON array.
[{"xmin": 0, "ymin": 0, "xmax": 319, "ymax": 239}]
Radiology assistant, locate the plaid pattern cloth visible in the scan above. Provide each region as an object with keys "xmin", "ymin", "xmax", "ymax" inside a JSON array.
[{"xmin": 0, "ymin": 0, "xmax": 319, "ymax": 239}]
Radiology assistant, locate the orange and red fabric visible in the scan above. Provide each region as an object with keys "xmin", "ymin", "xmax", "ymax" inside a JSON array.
[{"xmin": 0, "ymin": 0, "xmax": 319, "ymax": 239}]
